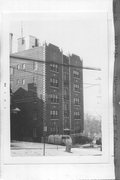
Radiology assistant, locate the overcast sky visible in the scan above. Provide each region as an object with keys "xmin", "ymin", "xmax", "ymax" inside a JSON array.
[{"xmin": 10, "ymin": 12, "xmax": 107, "ymax": 117}]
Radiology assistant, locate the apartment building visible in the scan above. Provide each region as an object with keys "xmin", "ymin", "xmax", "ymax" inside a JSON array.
[{"xmin": 10, "ymin": 35, "xmax": 84, "ymax": 141}]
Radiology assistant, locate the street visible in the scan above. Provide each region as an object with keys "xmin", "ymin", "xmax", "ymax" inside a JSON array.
[{"xmin": 11, "ymin": 141, "xmax": 102, "ymax": 156}]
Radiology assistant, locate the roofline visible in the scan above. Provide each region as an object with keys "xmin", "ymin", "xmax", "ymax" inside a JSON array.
[{"xmin": 10, "ymin": 54, "xmax": 84, "ymax": 69}]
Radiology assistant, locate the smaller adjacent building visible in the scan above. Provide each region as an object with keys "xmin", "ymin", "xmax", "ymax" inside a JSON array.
[{"xmin": 11, "ymin": 84, "xmax": 43, "ymax": 141}]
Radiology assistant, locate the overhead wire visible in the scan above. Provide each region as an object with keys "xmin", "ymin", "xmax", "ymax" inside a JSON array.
[
  {"xmin": 10, "ymin": 65, "xmax": 101, "ymax": 88},
  {"xmin": 10, "ymin": 55, "xmax": 101, "ymax": 71}
]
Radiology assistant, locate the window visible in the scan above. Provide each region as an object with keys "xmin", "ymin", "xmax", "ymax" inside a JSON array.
[
  {"xmin": 33, "ymin": 77, "xmax": 37, "ymax": 84},
  {"xmin": 64, "ymin": 103, "xmax": 69, "ymax": 111},
  {"xmin": 35, "ymin": 38, "xmax": 39, "ymax": 47},
  {"xmin": 50, "ymin": 63, "xmax": 59, "ymax": 72},
  {"xmin": 33, "ymin": 128, "xmax": 37, "ymax": 137},
  {"xmin": 64, "ymin": 104, "xmax": 69, "ymax": 117},
  {"xmin": 64, "ymin": 72, "xmax": 69, "ymax": 85},
  {"xmin": 74, "ymin": 111, "xmax": 80, "ymax": 119},
  {"xmin": 50, "ymin": 121, "xmax": 58, "ymax": 134},
  {"xmin": 74, "ymin": 121, "xmax": 81, "ymax": 133},
  {"xmin": 22, "ymin": 79, "xmax": 25, "ymax": 85},
  {"xmin": 50, "ymin": 110, "xmax": 59, "ymax": 119},
  {"xmin": 22, "ymin": 38, "xmax": 25, "ymax": 45},
  {"xmin": 40, "ymin": 94, "xmax": 43, "ymax": 99},
  {"xmin": 33, "ymin": 111, "xmax": 38, "ymax": 121},
  {"xmin": 74, "ymin": 98, "xmax": 80, "ymax": 105},
  {"xmin": 33, "ymin": 62, "xmax": 38, "ymax": 70},
  {"xmin": 64, "ymin": 72, "xmax": 69, "ymax": 81},
  {"xmin": 64, "ymin": 88, "xmax": 69, "ymax": 100},
  {"xmin": 50, "ymin": 94, "xmax": 59, "ymax": 103},
  {"xmin": 64, "ymin": 119, "xmax": 69, "ymax": 129},
  {"xmin": 22, "ymin": 63, "xmax": 26, "ymax": 69},
  {"xmin": 10, "ymin": 67, "xmax": 14, "ymax": 75},
  {"xmin": 74, "ymin": 84, "xmax": 80, "ymax": 92},
  {"xmin": 16, "ymin": 79, "xmax": 20, "ymax": 85},
  {"xmin": 50, "ymin": 77, "xmax": 59, "ymax": 87},
  {"xmin": 53, "ymin": 111, "xmax": 55, "ymax": 116},
  {"xmin": 56, "ymin": 110, "xmax": 58, "ymax": 116},
  {"xmin": 17, "ymin": 64, "xmax": 20, "ymax": 70},
  {"xmin": 64, "ymin": 111, "xmax": 69, "ymax": 117},
  {"xmin": 73, "ymin": 70, "xmax": 80, "ymax": 78}
]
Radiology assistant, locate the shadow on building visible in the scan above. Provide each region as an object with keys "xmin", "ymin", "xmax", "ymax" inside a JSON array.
[{"xmin": 10, "ymin": 83, "xmax": 44, "ymax": 142}]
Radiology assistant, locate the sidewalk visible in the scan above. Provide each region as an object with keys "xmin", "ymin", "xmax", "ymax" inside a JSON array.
[{"xmin": 11, "ymin": 141, "xmax": 102, "ymax": 156}]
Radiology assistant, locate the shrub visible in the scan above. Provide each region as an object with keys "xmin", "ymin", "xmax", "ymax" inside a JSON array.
[
  {"xmin": 96, "ymin": 138, "xmax": 102, "ymax": 145},
  {"xmin": 71, "ymin": 134, "xmax": 92, "ymax": 145}
]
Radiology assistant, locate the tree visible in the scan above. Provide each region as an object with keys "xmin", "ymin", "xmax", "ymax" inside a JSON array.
[{"xmin": 84, "ymin": 113, "xmax": 101, "ymax": 139}]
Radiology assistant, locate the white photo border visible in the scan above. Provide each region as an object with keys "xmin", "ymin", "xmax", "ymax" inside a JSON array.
[{"xmin": 1, "ymin": 11, "xmax": 114, "ymax": 165}]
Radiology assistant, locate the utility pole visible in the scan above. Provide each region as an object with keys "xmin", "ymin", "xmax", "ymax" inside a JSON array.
[
  {"xmin": 43, "ymin": 126, "xmax": 47, "ymax": 156},
  {"xmin": 43, "ymin": 131, "xmax": 45, "ymax": 156}
]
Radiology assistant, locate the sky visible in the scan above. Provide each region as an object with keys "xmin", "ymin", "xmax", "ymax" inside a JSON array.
[{"xmin": 10, "ymin": 13, "xmax": 107, "ymax": 117}]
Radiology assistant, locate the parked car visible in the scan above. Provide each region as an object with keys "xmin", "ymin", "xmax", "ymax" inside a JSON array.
[{"xmin": 48, "ymin": 134, "xmax": 72, "ymax": 145}]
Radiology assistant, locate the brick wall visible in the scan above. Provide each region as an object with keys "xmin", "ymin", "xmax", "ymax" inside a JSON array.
[
  {"xmin": 10, "ymin": 47, "xmax": 45, "ymax": 141},
  {"xmin": 70, "ymin": 54, "xmax": 84, "ymax": 134},
  {"xmin": 45, "ymin": 44, "xmax": 63, "ymax": 135},
  {"xmin": 10, "ymin": 43, "xmax": 84, "ymax": 140}
]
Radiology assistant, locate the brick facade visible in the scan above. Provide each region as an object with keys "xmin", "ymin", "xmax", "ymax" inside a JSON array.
[{"xmin": 10, "ymin": 42, "xmax": 84, "ymax": 141}]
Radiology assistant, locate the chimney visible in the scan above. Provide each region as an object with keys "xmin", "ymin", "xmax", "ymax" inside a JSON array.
[{"xmin": 9, "ymin": 33, "xmax": 13, "ymax": 54}]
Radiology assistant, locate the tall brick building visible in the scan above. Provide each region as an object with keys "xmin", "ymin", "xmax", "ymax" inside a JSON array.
[{"xmin": 10, "ymin": 35, "xmax": 84, "ymax": 141}]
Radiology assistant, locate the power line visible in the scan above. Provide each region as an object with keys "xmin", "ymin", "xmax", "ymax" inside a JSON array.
[
  {"xmin": 84, "ymin": 83, "xmax": 100, "ymax": 86},
  {"xmin": 10, "ymin": 55, "xmax": 101, "ymax": 71},
  {"xmin": 10, "ymin": 65, "xmax": 102, "ymax": 84},
  {"xmin": 84, "ymin": 83, "xmax": 100, "ymax": 89},
  {"xmin": 10, "ymin": 65, "xmax": 44, "ymax": 77},
  {"xmin": 84, "ymin": 85, "xmax": 98, "ymax": 89},
  {"xmin": 10, "ymin": 65, "xmax": 101, "ymax": 88}
]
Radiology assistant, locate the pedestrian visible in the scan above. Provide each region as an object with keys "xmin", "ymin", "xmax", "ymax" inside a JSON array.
[
  {"xmin": 92, "ymin": 137, "xmax": 96, "ymax": 148},
  {"xmin": 65, "ymin": 136, "xmax": 72, "ymax": 153}
]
